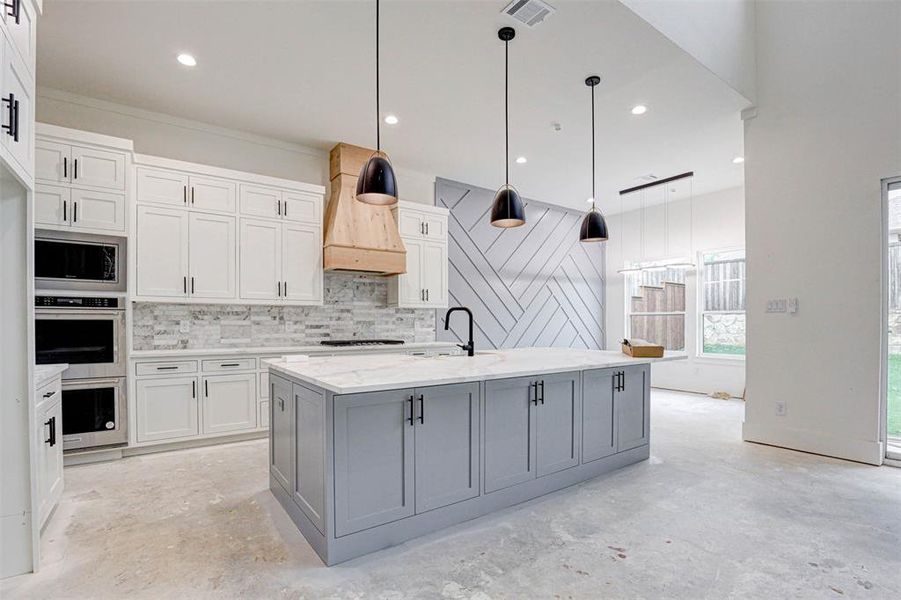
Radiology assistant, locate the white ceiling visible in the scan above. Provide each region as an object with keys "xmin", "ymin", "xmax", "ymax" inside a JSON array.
[{"xmin": 37, "ymin": 0, "xmax": 748, "ymax": 214}]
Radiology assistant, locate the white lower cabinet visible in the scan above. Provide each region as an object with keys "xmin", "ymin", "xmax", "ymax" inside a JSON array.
[
  {"xmin": 135, "ymin": 376, "xmax": 199, "ymax": 442},
  {"xmin": 34, "ymin": 377, "xmax": 64, "ymax": 529},
  {"xmin": 201, "ymin": 373, "xmax": 257, "ymax": 434}
]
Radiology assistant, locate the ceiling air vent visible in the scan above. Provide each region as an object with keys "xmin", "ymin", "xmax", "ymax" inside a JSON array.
[{"xmin": 502, "ymin": 0, "xmax": 555, "ymax": 28}]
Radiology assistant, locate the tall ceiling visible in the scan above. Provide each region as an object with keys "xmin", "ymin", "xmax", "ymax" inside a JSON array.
[{"xmin": 37, "ymin": 0, "xmax": 748, "ymax": 214}]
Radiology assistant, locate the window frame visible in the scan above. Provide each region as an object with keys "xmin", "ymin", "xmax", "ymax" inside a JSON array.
[{"xmin": 696, "ymin": 246, "xmax": 746, "ymax": 361}]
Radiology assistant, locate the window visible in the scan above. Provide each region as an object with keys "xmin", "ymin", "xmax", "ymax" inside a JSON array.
[
  {"xmin": 699, "ymin": 248, "xmax": 746, "ymax": 357},
  {"xmin": 625, "ymin": 266, "xmax": 686, "ymax": 350}
]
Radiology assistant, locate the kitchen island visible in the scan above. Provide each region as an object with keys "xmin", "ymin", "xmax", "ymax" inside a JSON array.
[{"xmin": 265, "ymin": 348, "xmax": 681, "ymax": 565}]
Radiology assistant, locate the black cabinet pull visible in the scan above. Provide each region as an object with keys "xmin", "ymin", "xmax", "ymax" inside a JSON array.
[
  {"xmin": 426, "ymin": 289, "xmax": 429, "ymax": 302},
  {"xmin": 63, "ymin": 200, "xmax": 67, "ymax": 222},
  {"xmin": 192, "ymin": 380, "xmax": 196, "ymax": 398},
  {"xmin": 43, "ymin": 390, "xmax": 57, "ymax": 398},
  {"xmin": 191, "ymin": 187, "xmax": 195, "ymax": 204},
  {"xmin": 73, "ymin": 201, "xmax": 78, "ymax": 223},
  {"xmin": 183, "ymin": 276, "xmax": 187, "ymax": 293},
  {"xmin": 277, "ymin": 200, "xmax": 281, "ymax": 216},
  {"xmin": 407, "ymin": 395, "xmax": 415, "ymax": 425},
  {"xmin": 278, "ymin": 281, "xmax": 281, "ymax": 297},
  {"xmin": 156, "ymin": 365, "xmax": 179, "ymax": 370},
  {"xmin": 418, "ymin": 394, "xmax": 425, "ymax": 424},
  {"xmin": 191, "ymin": 276, "xmax": 195, "ymax": 294},
  {"xmin": 45, "ymin": 417, "xmax": 56, "ymax": 446},
  {"xmin": 63, "ymin": 157, "xmax": 68, "ymax": 179},
  {"xmin": 283, "ymin": 281, "xmax": 287, "ymax": 297},
  {"xmin": 220, "ymin": 363, "xmax": 241, "ymax": 367},
  {"xmin": 530, "ymin": 382, "xmax": 538, "ymax": 406},
  {"xmin": 539, "ymin": 380, "xmax": 545, "ymax": 404},
  {"xmin": 205, "ymin": 380, "xmax": 209, "ymax": 397},
  {"xmin": 5, "ymin": 0, "xmax": 20, "ymax": 24},
  {"xmin": 283, "ymin": 201, "xmax": 287, "ymax": 217},
  {"xmin": 620, "ymin": 372, "xmax": 626, "ymax": 392},
  {"xmin": 2, "ymin": 93, "xmax": 18, "ymax": 141},
  {"xmin": 278, "ymin": 397, "xmax": 284, "ymax": 411},
  {"xmin": 74, "ymin": 159, "xmax": 78, "ymax": 180},
  {"xmin": 183, "ymin": 185, "xmax": 187, "ymax": 204}
]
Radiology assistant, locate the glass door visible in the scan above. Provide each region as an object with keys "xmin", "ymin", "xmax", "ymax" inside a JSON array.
[{"xmin": 884, "ymin": 177, "xmax": 901, "ymax": 460}]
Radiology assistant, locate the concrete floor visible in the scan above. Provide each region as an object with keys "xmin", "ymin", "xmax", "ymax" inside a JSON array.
[{"xmin": 4, "ymin": 390, "xmax": 900, "ymax": 599}]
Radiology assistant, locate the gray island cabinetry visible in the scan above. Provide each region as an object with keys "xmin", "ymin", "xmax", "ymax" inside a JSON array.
[{"xmin": 266, "ymin": 348, "xmax": 670, "ymax": 565}]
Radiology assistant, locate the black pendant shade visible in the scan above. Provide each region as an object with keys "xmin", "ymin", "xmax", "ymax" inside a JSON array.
[
  {"xmin": 580, "ymin": 74, "xmax": 609, "ymax": 243},
  {"xmin": 491, "ymin": 185, "xmax": 525, "ymax": 228},
  {"xmin": 580, "ymin": 209, "xmax": 609, "ymax": 242},
  {"xmin": 356, "ymin": 0, "xmax": 398, "ymax": 206},
  {"xmin": 490, "ymin": 26, "xmax": 525, "ymax": 228},
  {"xmin": 356, "ymin": 154, "xmax": 398, "ymax": 206}
]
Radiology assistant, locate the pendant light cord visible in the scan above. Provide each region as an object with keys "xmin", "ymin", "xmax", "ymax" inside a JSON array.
[
  {"xmin": 504, "ymin": 37, "xmax": 509, "ymax": 187},
  {"xmin": 591, "ymin": 82, "xmax": 596, "ymax": 210},
  {"xmin": 375, "ymin": 0, "xmax": 381, "ymax": 152}
]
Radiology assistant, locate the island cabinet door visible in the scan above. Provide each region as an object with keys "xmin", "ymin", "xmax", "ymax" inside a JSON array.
[
  {"xmin": 333, "ymin": 389, "xmax": 415, "ymax": 537},
  {"xmin": 270, "ymin": 375, "xmax": 295, "ymax": 493},
  {"xmin": 413, "ymin": 382, "xmax": 480, "ymax": 513},
  {"xmin": 535, "ymin": 372, "xmax": 580, "ymax": 477},
  {"xmin": 484, "ymin": 376, "xmax": 537, "ymax": 493},
  {"xmin": 616, "ymin": 365, "xmax": 650, "ymax": 452},
  {"xmin": 582, "ymin": 368, "xmax": 616, "ymax": 463},
  {"xmin": 293, "ymin": 383, "xmax": 325, "ymax": 534}
]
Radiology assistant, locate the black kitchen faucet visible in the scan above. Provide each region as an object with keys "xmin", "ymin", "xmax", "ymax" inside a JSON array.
[{"xmin": 444, "ymin": 307, "xmax": 474, "ymax": 357}]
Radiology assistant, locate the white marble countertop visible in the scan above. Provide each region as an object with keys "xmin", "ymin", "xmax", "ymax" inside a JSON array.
[
  {"xmin": 264, "ymin": 348, "xmax": 686, "ymax": 394},
  {"xmin": 130, "ymin": 341, "xmax": 460, "ymax": 359},
  {"xmin": 35, "ymin": 364, "xmax": 68, "ymax": 388}
]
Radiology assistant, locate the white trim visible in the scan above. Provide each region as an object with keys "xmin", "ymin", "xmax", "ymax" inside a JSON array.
[
  {"xmin": 36, "ymin": 122, "xmax": 134, "ymax": 152},
  {"xmin": 392, "ymin": 200, "xmax": 448, "ymax": 217},
  {"xmin": 133, "ymin": 153, "xmax": 325, "ymax": 194},
  {"xmin": 881, "ymin": 176, "xmax": 901, "ymax": 461},
  {"xmin": 37, "ymin": 87, "xmax": 323, "ymax": 159},
  {"xmin": 742, "ymin": 420, "xmax": 884, "ymax": 466}
]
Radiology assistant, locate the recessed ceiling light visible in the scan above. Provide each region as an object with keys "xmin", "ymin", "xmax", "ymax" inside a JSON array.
[
  {"xmin": 515, "ymin": 156, "xmax": 527, "ymax": 164},
  {"xmin": 384, "ymin": 114, "xmax": 399, "ymax": 125},
  {"xmin": 732, "ymin": 156, "xmax": 745, "ymax": 164},
  {"xmin": 631, "ymin": 104, "xmax": 647, "ymax": 115},
  {"xmin": 177, "ymin": 53, "xmax": 197, "ymax": 67}
]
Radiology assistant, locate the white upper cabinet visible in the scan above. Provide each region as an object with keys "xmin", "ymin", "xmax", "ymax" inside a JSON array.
[
  {"xmin": 34, "ymin": 141, "xmax": 69, "ymax": 183},
  {"xmin": 70, "ymin": 146, "xmax": 126, "ymax": 190},
  {"xmin": 188, "ymin": 212, "xmax": 236, "ymax": 299},
  {"xmin": 282, "ymin": 223, "xmax": 322, "ymax": 303},
  {"xmin": 2, "ymin": 34, "xmax": 33, "ymax": 180},
  {"xmin": 239, "ymin": 184, "xmax": 321, "ymax": 223},
  {"xmin": 188, "ymin": 175, "xmax": 236, "ymax": 213},
  {"xmin": 136, "ymin": 167, "xmax": 188, "ymax": 207},
  {"xmin": 390, "ymin": 202, "xmax": 449, "ymax": 308},
  {"xmin": 136, "ymin": 205, "xmax": 190, "ymax": 298},
  {"xmin": 239, "ymin": 218, "xmax": 282, "ymax": 301},
  {"xmin": 69, "ymin": 188, "xmax": 126, "ymax": 232},
  {"xmin": 34, "ymin": 184, "xmax": 69, "ymax": 228},
  {"xmin": 1, "ymin": 0, "xmax": 36, "ymax": 74}
]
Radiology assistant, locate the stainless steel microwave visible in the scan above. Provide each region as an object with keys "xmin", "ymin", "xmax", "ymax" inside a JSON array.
[{"xmin": 34, "ymin": 231, "xmax": 126, "ymax": 292}]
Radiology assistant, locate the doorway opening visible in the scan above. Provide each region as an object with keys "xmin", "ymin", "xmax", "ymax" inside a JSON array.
[{"xmin": 883, "ymin": 177, "xmax": 901, "ymax": 461}]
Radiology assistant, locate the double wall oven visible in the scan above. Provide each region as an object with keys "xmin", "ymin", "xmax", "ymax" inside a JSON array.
[{"xmin": 35, "ymin": 231, "xmax": 129, "ymax": 450}]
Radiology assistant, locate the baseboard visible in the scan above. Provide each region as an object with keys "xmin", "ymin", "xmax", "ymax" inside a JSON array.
[
  {"xmin": 123, "ymin": 431, "xmax": 267, "ymax": 457},
  {"xmin": 742, "ymin": 420, "xmax": 883, "ymax": 466}
]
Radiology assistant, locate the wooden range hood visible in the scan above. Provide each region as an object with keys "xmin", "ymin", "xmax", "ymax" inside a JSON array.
[{"xmin": 323, "ymin": 143, "xmax": 406, "ymax": 275}]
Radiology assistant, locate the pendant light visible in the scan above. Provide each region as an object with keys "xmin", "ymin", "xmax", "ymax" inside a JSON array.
[
  {"xmin": 490, "ymin": 27, "xmax": 525, "ymax": 228},
  {"xmin": 356, "ymin": 0, "xmax": 398, "ymax": 206},
  {"xmin": 579, "ymin": 75, "xmax": 609, "ymax": 242}
]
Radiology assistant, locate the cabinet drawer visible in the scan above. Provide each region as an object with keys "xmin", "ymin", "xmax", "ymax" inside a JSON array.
[
  {"xmin": 136, "ymin": 361, "xmax": 198, "ymax": 376},
  {"xmin": 202, "ymin": 358, "xmax": 256, "ymax": 372},
  {"xmin": 36, "ymin": 378, "xmax": 62, "ymax": 409}
]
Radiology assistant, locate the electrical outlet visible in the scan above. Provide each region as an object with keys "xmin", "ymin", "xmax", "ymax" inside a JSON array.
[
  {"xmin": 766, "ymin": 299, "xmax": 787, "ymax": 313},
  {"xmin": 775, "ymin": 401, "xmax": 787, "ymax": 416}
]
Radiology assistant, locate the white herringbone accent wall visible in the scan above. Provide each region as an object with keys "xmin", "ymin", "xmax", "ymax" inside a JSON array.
[{"xmin": 436, "ymin": 178, "xmax": 606, "ymax": 350}]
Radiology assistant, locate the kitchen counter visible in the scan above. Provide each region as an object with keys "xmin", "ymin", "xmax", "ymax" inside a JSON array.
[
  {"xmin": 35, "ymin": 364, "xmax": 68, "ymax": 388},
  {"xmin": 267, "ymin": 347, "xmax": 678, "ymax": 565},
  {"xmin": 130, "ymin": 341, "xmax": 459, "ymax": 359},
  {"xmin": 265, "ymin": 347, "xmax": 683, "ymax": 394}
]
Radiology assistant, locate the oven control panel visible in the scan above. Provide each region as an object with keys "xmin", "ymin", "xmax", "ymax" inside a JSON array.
[{"xmin": 35, "ymin": 296, "xmax": 120, "ymax": 308}]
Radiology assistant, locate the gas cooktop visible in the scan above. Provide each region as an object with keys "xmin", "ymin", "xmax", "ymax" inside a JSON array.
[{"xmin": 319, "ymin": 339, "xmax": 405, "ymax": 347}]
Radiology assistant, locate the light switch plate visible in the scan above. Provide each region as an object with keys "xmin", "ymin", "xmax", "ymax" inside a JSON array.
[
  {"xmin": 766, "ymin": 299, "xmax": 787, "ymax": 313},
  {"xmin": 775, "ymin": 401, "xmax": 787, "ymax": 416}
]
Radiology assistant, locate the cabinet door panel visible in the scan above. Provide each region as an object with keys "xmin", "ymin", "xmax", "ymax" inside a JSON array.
[
  {"xmin": 616, "ymin": 365, "xmax": 650, "ymax": 452},
  {"xmin": 5, "ymin": 0, "xmax": 36, "ymax": 73},
  {"xmin": 136, "ymin": 206, "xmax": 189, "ymax": 298},
  {"xmin": 414, "ymin": 382, "xmax": 480, "ymax": 513},
  {"xmin": 282, "ymin": 223, "xmax": 322, "ymax": 303},
  {"xmin": 71, "ymin": 146, "xmax": 126, "ymax": 190},
  {"xmin": 202, "ymin": 373, "xmax": 256, "ymax": 434},
  {"xmin": 2, "ymin": 40, "xmax": 33, "ymax": 177},
  {"xmin": 421, "ymin": 241, "xmax": 447, "ymax": 307},
  {"xmin": 294, "ymin": 383, "xmax": 325, "ymax": 533},
  {"xmin": 283, "ymin": 192, "xmax": 320, "ymax": 224},
  {"xmin": 582, "ymin": 369, "xmax": 616, "ymax": 463},
  {"xmin": 136, "ymin": 377, "xmax": 198, "ymax": 442},
  {"xmin": 189, "ymin": 212, "xmax": 236, "ymax": 299},
  {"xmin": 239, "ymin": 218, "xmax": 281, "ymax": 300},
  {"xmin": 239, "ymin": 184, "xmax": 280, "ymax": 219},
  {"xmin": 536, "ymin": 372, "xmax": 580, "ymax": 477},
  {"xmin": 70, "ymin": 188, "xmax": 126, "ymax": 233},
  {"xmin": 35, "ymin": 141, "xmax": 69, "ymax": 184},
  {"xmin": 484, "ymin": 376, "xmax": 536, "ymax": 493},
  {"xmin": 40, "ymin": 400, "xmax": 64, "ymax": 525},
  {"xmin": 270, "ymin": 375, "xmax": 294, "ymax": 492},
  {"xmin": 136, "ymin": 167, "xmax": 188, "ymax": 207},
  {"xmin": 190, "ymin": 175, "xmax": 236, "ymax": 213},
  {"xmin": 334, "ymin": 389, "xmax": 415, "ymax": 537},
  {"xmin": 397, "ymin": 238, "xmax": 424, "ymax": 306},
  {"xmin": 34, "ymin": 184, "xmax": 70, "ymax": 228},
  {"xmin": 397, "ymin": 211, "xmax": 423, "ymax": 238},
  {"xmin": 423, "ymin": 214, "xmax": 447, "ymax": 240}
]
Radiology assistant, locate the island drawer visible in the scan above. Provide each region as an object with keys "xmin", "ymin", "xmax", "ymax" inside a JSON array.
[
  {"xmin": 202, "ymin": 358, "xmax": 257, "ymax": 372},
  {"xmin": 136, "ymin": 361, "xmax": 198, "ymax": 376}
]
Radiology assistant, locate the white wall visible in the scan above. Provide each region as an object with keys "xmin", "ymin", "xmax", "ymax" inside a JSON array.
[
  {"xmin": 620, "ymin": 0, "xmax": 757, "ymax": 102},
  {"xmin": 36, "ymin": 88, "xmax": 435, "ymax": 205},
  {"xmin": 742, "ymin": 1, "xmax": 901, "ymax": 465},
  {"xmin": 606, "ymin": 186, "xmax": 746, "ymax": 397}
]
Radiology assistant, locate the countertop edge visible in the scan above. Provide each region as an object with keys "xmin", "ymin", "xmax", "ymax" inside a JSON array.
[
  {"xmin": 130, "ymin": 342, "xmax": 461, "ymax": 359},
  {"xmin": 35, "ymin": 364, "xmax": 68, "ymax": 388}
]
